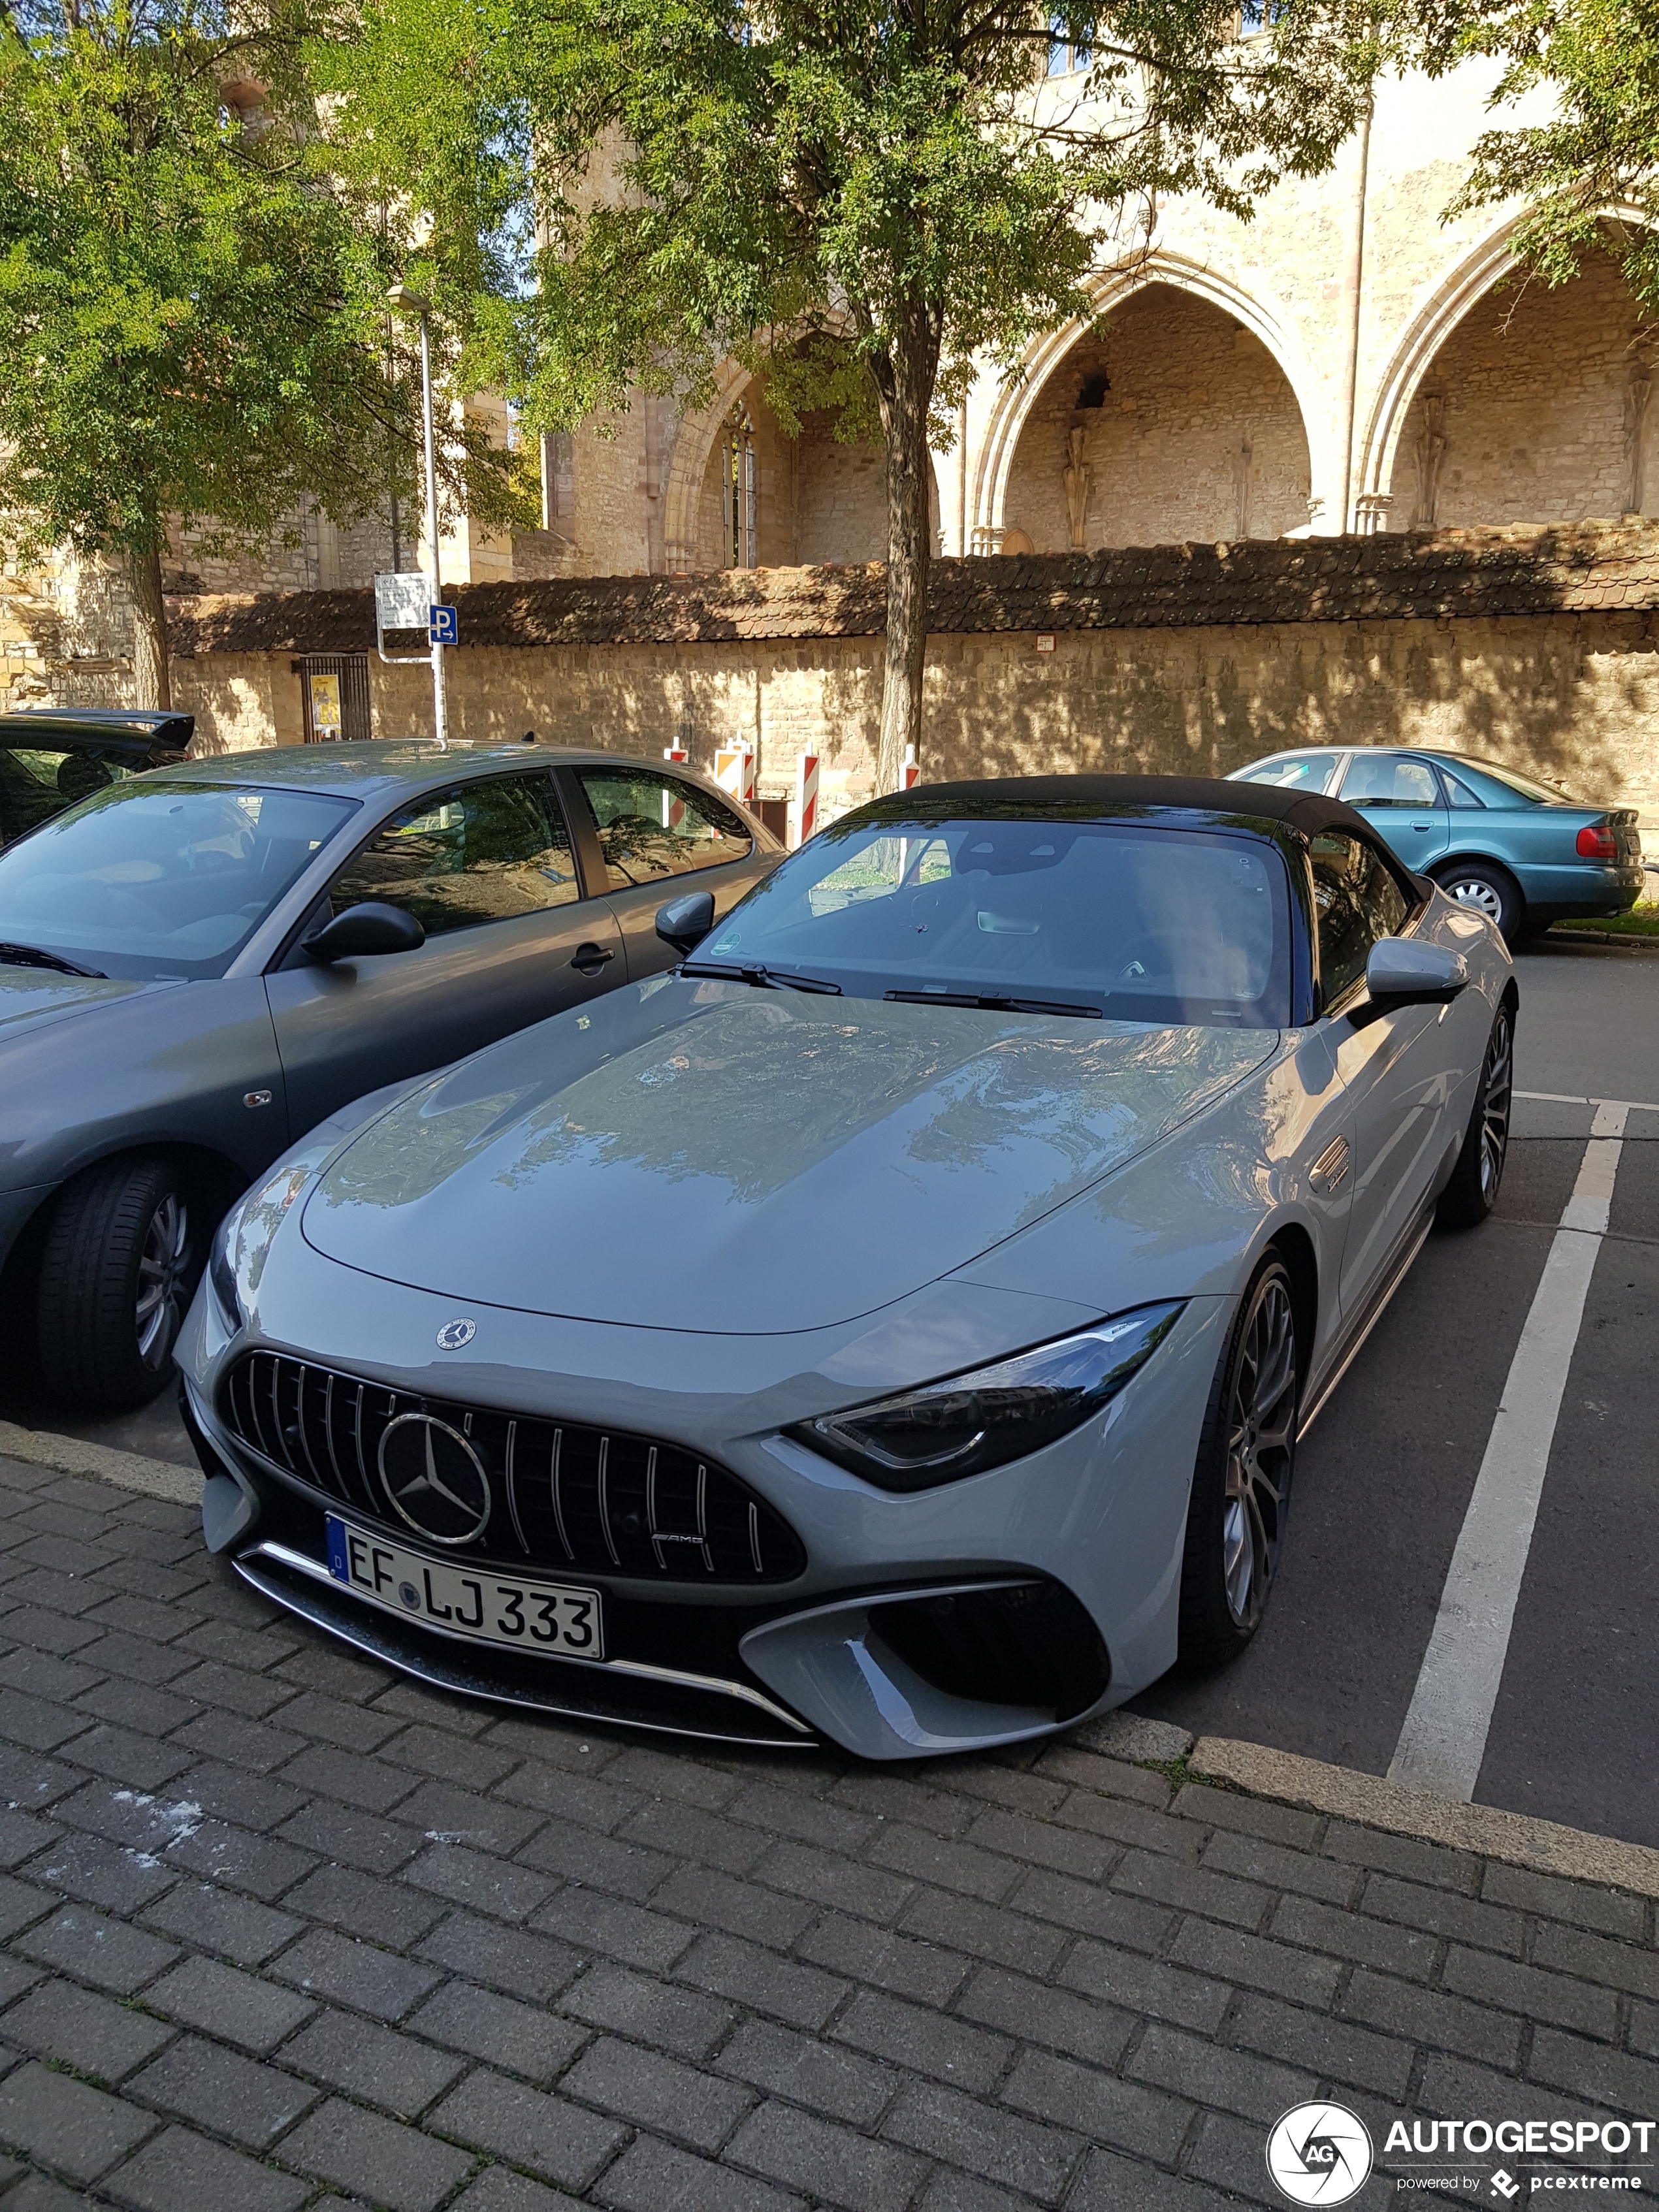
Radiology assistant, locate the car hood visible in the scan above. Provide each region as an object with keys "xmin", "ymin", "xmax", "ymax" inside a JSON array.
[
  {"xmin": 302, "ymin": 982, "xmax": 1276, "ymax": 1334},
  {"xmin": 0, "ymin": 967, "xmax": 157, "ymax": 1040}
]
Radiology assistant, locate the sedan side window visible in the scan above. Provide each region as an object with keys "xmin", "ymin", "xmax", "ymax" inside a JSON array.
[
  {"xmin": 1239, "ymin": 752, "xmax": 1339, "ymax": 793},
  {"xmin": 1310, "ymin": 832, "xmax": 1409, "ymax": 1006},
  {"xmin": 329, "ymin": 773, "xmax": 581, "ymax": 937},
  {"xmin": 1440, "ymin": 767, "xmax": 1487, "ymax": 809},
  {"xmin": 575, "ymin": 767, "xmax": 751, "ymax": 890},
  {"xmin": 1340, "ymin": 754, "xmax": 1440, "ymax": 809}
]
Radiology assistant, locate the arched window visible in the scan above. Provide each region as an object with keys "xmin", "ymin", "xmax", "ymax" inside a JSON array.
[{"xmin": 722, "ymin": 404, "xmax": 757, "ymax": 568}]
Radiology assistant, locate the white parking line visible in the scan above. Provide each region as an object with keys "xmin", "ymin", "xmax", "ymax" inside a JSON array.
[
  {"xmin": 1387, "ymin": 1102, "xmax": 1630, "ymax": 1801},
  {"xmin": 1517, "ymin": 1090, "xmax": 1659, "ymax": 1114}
]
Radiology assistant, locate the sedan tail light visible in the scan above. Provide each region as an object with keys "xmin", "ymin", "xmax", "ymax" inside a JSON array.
[{"xmin": 1576, "ymin": 824, "xmax": 1619, "ymax": 859}]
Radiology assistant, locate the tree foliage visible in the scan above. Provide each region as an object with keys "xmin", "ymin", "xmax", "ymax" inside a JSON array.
[
  {"xmin": 1419, "ymin": 0, "xmax": 1659, "ymax": 315},
  {"xmin": 0, "ymin": 0, "xmax": 528, "ymax": 702},
  {"xmin": 327, "ymin": 0, "xmax": 1383, "ymax": 782}
]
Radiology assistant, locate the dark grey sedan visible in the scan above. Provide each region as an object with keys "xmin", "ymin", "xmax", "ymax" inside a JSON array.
[{"xmin": 0, "ymin": 741, "xmax": 781, "ymax": 1410}]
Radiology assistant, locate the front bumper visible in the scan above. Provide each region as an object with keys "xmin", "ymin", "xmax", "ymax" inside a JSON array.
[{"xmin": 178, "ymin": 1247, "xmax": 1227, "ymax": 1761}]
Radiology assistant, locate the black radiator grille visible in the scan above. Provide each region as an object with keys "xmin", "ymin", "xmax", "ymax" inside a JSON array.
[{"xmin": 219, "ymin": 1351, "xmax": 805, "ymax": 1584}]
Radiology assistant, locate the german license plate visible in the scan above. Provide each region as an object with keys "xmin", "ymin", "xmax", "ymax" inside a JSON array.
[{"xmin": 325, "ymin": 1516, "xmax": 602, "ymax": 1658}]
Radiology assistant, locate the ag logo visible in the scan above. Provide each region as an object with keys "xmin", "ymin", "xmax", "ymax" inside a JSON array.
[{"xmin": 1266, "ymin": 2102, "xmax": 1374, "ymax": 2205}]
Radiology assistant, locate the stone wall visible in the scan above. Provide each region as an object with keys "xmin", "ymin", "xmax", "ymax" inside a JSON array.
[
  {"xmin": 166, "ymin": 525, "xmax": 1659, "ymax": 824},
  {"xmin": 1003, "ymin": 289, "xmax": 1313, "ymax": 552},
  {"xmin": 1389, "ymin": 251, "xmax": 1651, "ymax": 530},
  {"xmin": 792, "ymin": 413, "xmax": 888, "ymax": 566},
  {"xmin": 171, "ymin": 605, "xmax": 1659, "ymax": 829}
]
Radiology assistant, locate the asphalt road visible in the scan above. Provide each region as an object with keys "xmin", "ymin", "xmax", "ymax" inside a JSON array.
[
  {"xmin": 1136, "ymin": 935, "xmax": 1659, "ymax": 1850},
  {"xmin": 9, "ymin": 933, "xmax": 1658, "ymax": 1850}
]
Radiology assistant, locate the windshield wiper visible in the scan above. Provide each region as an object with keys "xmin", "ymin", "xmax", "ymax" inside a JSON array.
[
  {"xmin": 0, "ymin": 942, "xmax": 106, "ymax": 979},
  {"xmin": 884, "ymin": 989, "xmax": 1101, "ymax": 1019},
  {"xmin": 680, "ymin": 959, "xmax": 843, "ymax": 995}
]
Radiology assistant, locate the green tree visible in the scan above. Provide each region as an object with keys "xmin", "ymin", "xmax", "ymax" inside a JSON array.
[
  {"xmin": 0, "ymin": 0, "xmax": 525, "ymax": 706},
  {"xmin": 1419, "ymin": 0, "xmax": 1659, "ymax": 311},
  {"xmin": 326, "ymin": 0, "xmax": 1381, "ymax": 786}
]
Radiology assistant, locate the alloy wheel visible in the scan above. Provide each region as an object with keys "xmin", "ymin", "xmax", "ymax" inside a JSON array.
[
  {"xmin": 1446, "ymin": 875, "xmax": 1504, "ymax": 925},
  {"xmin": 1221, "ymin": 1272, "xmax": 1297, "ymax": 1630},
  {"xmin": 135, "ymin": 1193, "xmax": 191, "ymax": 1368},
  {"xmin": 1479, "ymin": 1006, "xmax": 1513, "ymax": 1204}
]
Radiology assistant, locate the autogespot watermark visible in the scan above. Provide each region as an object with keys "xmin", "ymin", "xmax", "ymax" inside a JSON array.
[{"xmin": 1266, "ymin": 2106, "xmax": 1656, "ymax": 2206}]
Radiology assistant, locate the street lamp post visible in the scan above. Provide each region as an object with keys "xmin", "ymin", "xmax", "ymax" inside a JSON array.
[{"xmin": 387, "ymin": 283, "xmax": 447, "ymax": 748}]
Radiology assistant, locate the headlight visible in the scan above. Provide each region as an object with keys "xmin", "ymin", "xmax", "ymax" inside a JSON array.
[
  {"xmin": 206, "ymin": 1149, "xmax": 332, "ymax": 1333},
  {"xmin": 792, "ymin": 1302, "xmax": 1186, "ymax": 1492}
]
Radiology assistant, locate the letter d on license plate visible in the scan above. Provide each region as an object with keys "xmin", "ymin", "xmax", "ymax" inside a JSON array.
[{"xmin": 325, "ymin": 1516, "xmax": 603, "ymax": 1658}]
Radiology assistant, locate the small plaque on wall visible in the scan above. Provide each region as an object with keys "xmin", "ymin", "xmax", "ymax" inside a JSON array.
[{"xmin": 1035, "ymin": 633, "xmax": 1056, "ymax": 653}]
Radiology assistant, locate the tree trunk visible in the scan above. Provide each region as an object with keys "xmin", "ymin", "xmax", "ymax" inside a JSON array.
[
  {"xmin": 873, "ymin": 314, "xmax": 937, "ymax": 795},
  {"xmin": 127, "ymin": 543, "xmax": 171, "ymax": 709}
]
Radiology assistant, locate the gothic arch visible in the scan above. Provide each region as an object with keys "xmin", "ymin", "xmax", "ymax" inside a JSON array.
[
  {"xmin": 660, "ymin": 362, "xmax": 758, "ymax": 571},
  {"xmin": 971, "ymin": 255, "xmax": 1326, "ymax": 540},
  {"xmin": 1353, "ymin": 218, "xmax": 1526, "ymax": 509}
]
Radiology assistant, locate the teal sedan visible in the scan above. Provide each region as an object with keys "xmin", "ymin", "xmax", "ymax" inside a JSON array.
[{"xmin": 1229, "ymin": 745, "xmax": 1644, "ymax": 943}]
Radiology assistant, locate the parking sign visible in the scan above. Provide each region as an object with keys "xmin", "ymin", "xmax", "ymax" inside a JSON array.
[{"xmin": 429, "ymin": 604, "xmax": 458, "ymax": 646}]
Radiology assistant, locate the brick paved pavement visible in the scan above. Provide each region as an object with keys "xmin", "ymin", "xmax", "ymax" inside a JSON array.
[{"xmin": 0, "ymin": 1451, "xmax": 1652, "ymax": 2212}]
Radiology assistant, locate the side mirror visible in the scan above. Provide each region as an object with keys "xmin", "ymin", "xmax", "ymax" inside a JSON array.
[
  {"xmin": 656, "ymin": 890, "xmax": 716, "ymax": 956},
  {"xmin": 302, "ymin": 901, "xmax": 426, "ymax": 963},
  {"xmin": 1365, "ymin": 937, "xmax": 1468, "ymax": 1007}
]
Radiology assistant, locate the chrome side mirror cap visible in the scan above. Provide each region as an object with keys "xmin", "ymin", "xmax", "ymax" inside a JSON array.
[{"xmin": 1366, "ymin": 937, "xmax": 1468, "ymax": 1007}]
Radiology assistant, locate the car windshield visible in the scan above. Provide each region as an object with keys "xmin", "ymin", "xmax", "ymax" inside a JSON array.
[
  {"xmin": 700, "ymin": 818, "xmax": 1293, "ymax": 1028},
  {"xmin": 0, "ymin": 780, "xmax": 357, "ymax": 981}
]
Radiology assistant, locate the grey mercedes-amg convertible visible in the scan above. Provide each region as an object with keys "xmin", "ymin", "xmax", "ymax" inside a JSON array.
[{"xmin": 178, "ymin": 775, "xmax": 1516, "ymax": 1759}]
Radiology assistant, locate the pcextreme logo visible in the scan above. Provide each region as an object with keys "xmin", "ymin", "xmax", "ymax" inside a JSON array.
[{"xmin": 1267, "ymin": 2102, "xmax": 1376, "ymax": 2205}]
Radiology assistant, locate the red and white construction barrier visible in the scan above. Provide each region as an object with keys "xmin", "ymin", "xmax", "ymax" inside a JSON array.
[
  {"xmin": 662, "ymin": 745, "xmax": 688, "ymax": 830},
  {"xmin": 715, "ymin": 745, "xmax": 756, "ymax": 808},
  {"xmin": 794, "ymin": 752, "xmax": 819, "ymax": 846},
  {"xmin": 901, "ymin": 746, "xmax": 921, "ymax": 791}
]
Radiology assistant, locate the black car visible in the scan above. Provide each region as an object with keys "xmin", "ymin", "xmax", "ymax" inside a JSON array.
[{"xmin": 0, "ymin": 709, "xmax": 193, "ymax": 849}]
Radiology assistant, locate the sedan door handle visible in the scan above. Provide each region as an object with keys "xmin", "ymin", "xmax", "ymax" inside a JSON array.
[{"xmin": 570, "ymin": 942, "xmax": 615, "ymax": 976}]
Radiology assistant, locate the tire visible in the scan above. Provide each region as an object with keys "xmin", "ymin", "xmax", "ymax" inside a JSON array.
[
  {"xmin": 1177, "ymin": 1254, "xmax": 1300, "ymax": 1669},
  {"xmin": 35, "ymin": 1155, "xmax": 199, "ymax": 1411},
  {"xmin": 1433, "ymin": 858, "xmax": 1525, "ymax": 945},
  {"xmin": 1437, "ymin": 999, "xmax": 1515, "ymax": 1229}
]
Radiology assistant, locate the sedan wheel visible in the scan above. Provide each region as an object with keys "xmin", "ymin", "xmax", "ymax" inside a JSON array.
[
  {"xmin": 1180, "ymin": 1255, "xmax": 1300, "ymax": 1665},
  {"xmin": 36, "ymin": 1155, "xmax": 199, "ymax": 1411},
  {"xmin": 1435, "ymin": 860, "xmax": 1523, "ymax": 944},
  {"xmin": 135, "ymin": 1192, "xmax": 192, "ymax": 1369}
]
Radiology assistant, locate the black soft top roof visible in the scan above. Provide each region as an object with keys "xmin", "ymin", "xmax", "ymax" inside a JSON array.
[
  {"xmin": 0, "ymin": 707, "xmax": 193, "ymax": 756},
  {"xmin": 854, "ymin": 773, "xmax": 1373, "ymax": 843}
]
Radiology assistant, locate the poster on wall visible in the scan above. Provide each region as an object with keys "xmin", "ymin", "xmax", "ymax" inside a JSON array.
[{"xmin": 308, "ymin": 673, "xmax": 342, "ymax": 739}]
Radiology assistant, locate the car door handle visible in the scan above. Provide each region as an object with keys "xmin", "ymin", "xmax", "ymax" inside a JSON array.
[
  {"xmin": 570, "ymin": 942, "xmax": 615, "ymax": 976},
  {"xmin": 1411, "ymin": 823, "xmax": 1432, "ymax": 831}
]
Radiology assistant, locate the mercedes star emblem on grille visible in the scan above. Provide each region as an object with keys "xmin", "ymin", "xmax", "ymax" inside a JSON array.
[
  {"xmin": 435, "ymin": 1318, "xmax": 477, "ymax": 1351},
  {"xmin": 377, "ymin": 1413, "xmax": 492, "ymax": 1546}
]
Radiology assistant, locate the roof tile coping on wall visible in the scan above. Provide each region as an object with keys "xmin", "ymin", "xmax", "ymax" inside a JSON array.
[{"xmin": 165, "ymin": 519, "xmax": 1659, "ymax": 658}]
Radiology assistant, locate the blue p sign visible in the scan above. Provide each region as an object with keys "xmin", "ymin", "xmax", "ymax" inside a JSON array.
[{"xmin": 429, "ymin": 604, "xmax": 458, "ymax": 646}]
